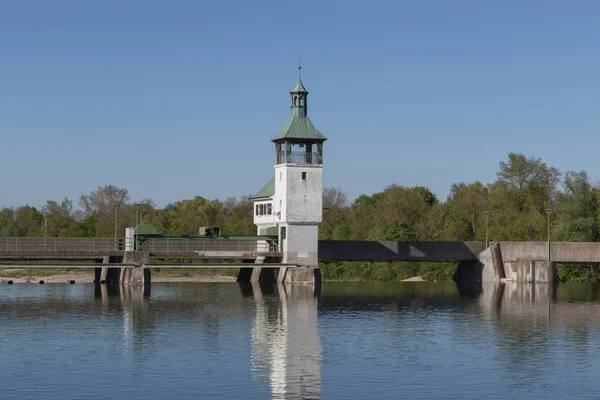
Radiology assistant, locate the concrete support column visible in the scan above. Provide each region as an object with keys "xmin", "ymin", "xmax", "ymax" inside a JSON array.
[
  {"xmin": 100, "ymin": 255, "xmax": 110, "ymax": 282},
  {"xmin": 119, "ymin": 267, "xmax": 126, "ymax": 284},
  {"xmin": 251, "ymin": 267, "xmax": 278, "ymax": 284},
  {"xmin": 280, "ymin": 266, "xmax": 321, "ymax": 289},
  {"xmin": 96, "ymin": 255, "xmax": 120, "ymax": 284},
  {"xmin": 250, "ymin": 267, "xmax": 263, "ymax": 282},
  {"xmin": 237, "ymin": 259, "xmax": 256, "ymax": 283},
  {"xmin": 122, "ymin": 252, "xmax": 150, "ymax": 286},
  {"xmin": 277, "ymin": 267, "xmax": 288, "ymax": 283},
  {"xmin": 491, "ymin": 243, "xmax": 505, "ymax": 280}
]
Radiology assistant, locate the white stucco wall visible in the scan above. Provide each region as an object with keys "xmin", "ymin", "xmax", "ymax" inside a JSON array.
[
  {"xmin": 275, "ymin": 164, "xmax": 322, "ymax": 224},
  {"xmin": 274, "ymin": 165, "xmax": 287, "ymax": 222},
  {"xmin": 253, "ymin": 198, "xmax": 276, "ymax": 226}
]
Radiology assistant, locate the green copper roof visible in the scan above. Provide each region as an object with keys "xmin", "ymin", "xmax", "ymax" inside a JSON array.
[
  {"xmin": 253, "ymin": 177, "xmax": 275, "ymax": 199},
  {"xmin": 291, "ymin": 75, "xmax": 308, "ymax": 93},
  {"xmin": 272, "ymin": 114, "xmax": 327, "ymax": 142}
]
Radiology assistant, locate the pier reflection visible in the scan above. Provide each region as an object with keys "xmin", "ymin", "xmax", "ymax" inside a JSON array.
[
  {"xmin": 249, "ymin": 283, "xmax": 322, "ymax": 400},
  {"xmin": 470, "ymin": 281, "xmax": 600, "ymax": 338},
  {"xmin": 467, "ymin": 281, "xmax": 600, "ymax": 387},
  {"xmin": 95, "ymin": 284, "xmax": 154, "ymax": 356}
]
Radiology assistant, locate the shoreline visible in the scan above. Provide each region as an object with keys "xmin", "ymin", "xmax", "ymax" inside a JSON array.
[
  {"xmin": 0, "ymin": 268, "xmax": 237, "ymax": 284},
  {"xmin": 0, "ymin": 268, "xmax": 430, "ymax": 284}
]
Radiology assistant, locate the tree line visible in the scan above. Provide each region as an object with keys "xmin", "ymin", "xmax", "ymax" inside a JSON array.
[{"xmin": 1, "ymin": 153, "xmax": 599, "ymax": 281}]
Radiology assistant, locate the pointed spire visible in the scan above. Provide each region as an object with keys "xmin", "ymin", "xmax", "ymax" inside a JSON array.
[
  {"xmin": 272, "ymin": 63, "xmax": 327, "ymax": 142},
  {"xmin": 291, "ymin": 59, "xmax": 308, "ymax": 93}
]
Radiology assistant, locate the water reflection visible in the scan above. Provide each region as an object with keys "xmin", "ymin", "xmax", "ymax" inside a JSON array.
[
  {"xmin": 8, "ymin": 281, "xmax": 600, "ymax": 399},
  {"xmin": 94, "ymin": 282, "xmax": 323, "ymax": 399},
  {"xmin": 250, "ymin": 283, "xmax": 321, "ymax": 400},
  {"xmin": 95, "ymin": 284, "xmax": 155, "ymax": 358}
]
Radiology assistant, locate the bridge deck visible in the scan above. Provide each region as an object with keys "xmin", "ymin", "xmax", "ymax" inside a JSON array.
[
  {"xmin": 318, "ymin": 240, "xmax": 486, "ymax": 262},
  {"xmin": 3, "ymin": 237, "xmax": 600, "ymax": 263},
  {"xmin": 0, "ymin": 262, "xmax": 295, "ymax": 269},
  {"xmin": 145, "ymin": 263, "xmax": 297, "ymax": 268},
  {"xmin": 0, "ymin": 262, "xmax": 134, "ymax": 268},
  {"xmin": 0, "ymin": 237, "xmax": 282, "ymax": 261}
]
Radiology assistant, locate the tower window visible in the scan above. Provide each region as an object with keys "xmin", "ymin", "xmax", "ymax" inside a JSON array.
[
  {"xmin": 280, "ymin": 171, "xmax": 282, "ymax": 181},
  {"xmin": 302, "ymin": 172, "xmax": 307, "ymax": 180}
]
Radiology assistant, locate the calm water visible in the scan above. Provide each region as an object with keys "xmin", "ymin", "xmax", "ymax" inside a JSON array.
[{"xmin": 1, "ymin": 281, "xmax": 600, "ymax": 399}]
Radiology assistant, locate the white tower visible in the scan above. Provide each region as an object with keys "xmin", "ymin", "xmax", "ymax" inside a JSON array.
[{"xmin": 252, "ymin": 64, "xmax": 327, "ymax": 267}]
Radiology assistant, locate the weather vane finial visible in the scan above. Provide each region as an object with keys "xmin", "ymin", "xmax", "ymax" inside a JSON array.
[{"xmin": 298, "ymin": 57, "xmax": 301, "ymax": 72}]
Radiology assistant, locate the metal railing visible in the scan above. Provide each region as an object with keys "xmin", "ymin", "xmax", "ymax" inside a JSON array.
[
  {"xmin": 140, "ymin": 238, "xmax": 278, "ymax": 253},
  {"xmin": 0, "ymin": 237, "xmax": 123, "ymax": 252},
  {"xmin": 279, "ymin": 151, "xmax": 321, "ymax": 164},
  {"xmin": 0, "ymin": 237, "xmax": 279, "ymax": 253}
]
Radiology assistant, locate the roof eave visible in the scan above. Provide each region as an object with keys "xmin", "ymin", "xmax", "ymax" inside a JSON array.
[
  {"xmin": 250, "ymin": 195, "xmax": 274, "ymax": 201},
  {"xmin": 271, "ymin": 136, "xmax": 327, "ymax": 143}
]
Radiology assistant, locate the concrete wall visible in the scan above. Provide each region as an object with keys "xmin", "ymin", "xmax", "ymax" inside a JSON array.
[
  {"xmin": 284, "ymin": 225, "xmax": 318, "ymax": 267},
  {"xmin": 503, "ymin": 261, "xmax": 556, "ymax": 283},
  {"xmin": 499, "ymin": 241, "xmax": 600, "ymax": 263},
  {"xmin": 318, "ymin": 241, "xmax": 487, "ymax": 262},
  {"xmin": 454, "ymin": 243, "xmax": 557, "ymax": 283},
  {"xmin": 498, "ymin": 242, "xmax": 548, "ymax": 262},
  {"xmin": 453, "ymin": 245, "xmax": 500, "ymax": 282}
]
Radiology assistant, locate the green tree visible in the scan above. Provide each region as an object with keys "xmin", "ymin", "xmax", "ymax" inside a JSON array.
[
  {"xmin": 0, "ymin": 208, "xmax": 16, "ymax": 236},
  {"xmin": 444, "ymin": 181, "xmax": 489, "ymax": 240},
  {"xmin": 554, "ymin": 171, "xmax": 596, "ymax": 241},
  {"xmin": 14, "ymin": 206, "xmax": 43, "ymax": 236},
  {"xmin": 79, "ymin": 185, "xmax": 131, "ymax": 237},
  {"xmin": 222, "ymin": 197, "xmax": 255, "ymax": 235},
  {"xmin": 40, "ymin": 198, "xmax": 80, "ymax": 237},
  {"xmin": 489, "ymin": 153, "xmax": 560, "ymax": 240},
  {"xmin": 321, "ymin": 187, "xmax": 349, "ymax": 239}
]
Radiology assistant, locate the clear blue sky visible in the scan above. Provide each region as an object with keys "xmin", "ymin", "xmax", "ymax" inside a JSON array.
[{"xmin": 2, "ymin": 0, "xmax": 599, "ymax": 208}]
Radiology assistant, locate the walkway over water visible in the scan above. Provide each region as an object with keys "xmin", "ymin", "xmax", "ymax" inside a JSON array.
[
  {"xmin": 318, "ymin": 240, "xmax": 600, "ymax": 263},
  {"xmin": 3, "ymin": 238, "xmax": 600, "ymax": 264},
  {"xmin": 0, "ymin": 237, "xmax": 281, "ymax": 260}
]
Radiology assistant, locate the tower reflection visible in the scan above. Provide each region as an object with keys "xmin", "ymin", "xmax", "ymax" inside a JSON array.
[{"xmin": 250, "ymin": 283, "xmax": 322, "ymax": 400}]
